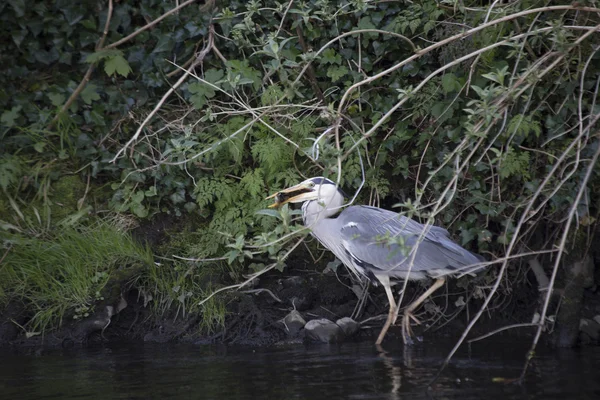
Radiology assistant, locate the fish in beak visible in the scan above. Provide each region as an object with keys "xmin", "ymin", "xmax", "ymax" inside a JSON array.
[{"xmin": 265, "ymin": 182, "xmax": 317, "ymax": 208}]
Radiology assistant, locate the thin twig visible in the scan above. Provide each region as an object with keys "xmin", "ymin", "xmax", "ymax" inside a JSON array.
[
  {"xmin": 241, "ymin": 288, "xmax": 283, "ymax": 303},
  {"xmin": 468, "ymin": 323, "xmax": 539, "ymax": 343},
  {"xmin": 106, "ymin": 0, "xmax": 213, "ymax": 49},
  {"xmin": 198, "ymin": 237, "xmax": 305, "ymax": 307}
]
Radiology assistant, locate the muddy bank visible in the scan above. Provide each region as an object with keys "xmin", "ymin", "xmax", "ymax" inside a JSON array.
[
  {"xmin": 4, "ymin": 257, "xmax": 599, "ymax": 349},
  {"xmin": 2, "ymin": 212, "xmax": 600, "ymax": 349}
]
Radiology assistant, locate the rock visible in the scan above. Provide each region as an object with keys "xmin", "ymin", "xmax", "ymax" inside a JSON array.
[
  {"xmin": 305, "ymin": 318, "xmax": 343, "ymax": 343},
  {"xmin": 579, "ymin": 318, "xmax": 600, "ymax": 341},
  {"xmin": 336, "ymin": 317, "xmax": 359, "ymax": 337},
  {"xmin": 283, "ymin": 310, "xmax": 306, "ymax": 336},
  {"xmin": 593, "ymin": 315, "xmax": 600, "ymax": 326}
]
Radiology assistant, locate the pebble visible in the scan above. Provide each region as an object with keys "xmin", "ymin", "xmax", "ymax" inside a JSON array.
[
  {"xmin": 336, "ymin": 317, "xmax": 359, "ymax": 337},
  {"xmin": 305, "ymin": 318, "xmax": 343, "ymax": 343},
  {"xmin": 283, "ymin": 310, "xmax": 306, "ymax": 336}
]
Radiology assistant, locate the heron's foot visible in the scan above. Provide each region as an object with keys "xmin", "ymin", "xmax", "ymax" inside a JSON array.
[
  {"xmin": 375, "ymin": 308, "xmax": 397, "ymax": 345},
  {"xmin": 401, "ymin": 311, "xmax": 421, "ymax": 345}
]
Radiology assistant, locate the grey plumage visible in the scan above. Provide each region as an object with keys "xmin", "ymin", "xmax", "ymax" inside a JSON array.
[
  {"xmin": 337, "ymin": 205, "xmax": 483, "ymax": 281},
  {"xmin": 269, "ymin": 177, "xmax": 485, "ymax": 344}
]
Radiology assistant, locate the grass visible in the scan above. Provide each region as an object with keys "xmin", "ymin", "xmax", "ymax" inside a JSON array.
[
  {"xmin": 0, "ymin": 224, "xmax": 154, "ymax": 335},
  {"xmin": 140, "ymin": 259, "xmax": 228, "ymax": 334}
]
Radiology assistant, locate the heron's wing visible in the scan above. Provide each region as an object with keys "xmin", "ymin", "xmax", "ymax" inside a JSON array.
[{"xmin": 338, "ymin": 206, "xmax": 482, "ymax": 279}]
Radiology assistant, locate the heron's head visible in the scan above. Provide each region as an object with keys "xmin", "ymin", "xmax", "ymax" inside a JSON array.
[{"xmin": 266, "ymin": 177, "xmax": 345, "ymax": 208}]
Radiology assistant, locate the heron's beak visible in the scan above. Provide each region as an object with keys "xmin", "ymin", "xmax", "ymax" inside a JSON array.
[{"xmin": 266, "ymin": 182, "xmax": 316, "ymax": 208}]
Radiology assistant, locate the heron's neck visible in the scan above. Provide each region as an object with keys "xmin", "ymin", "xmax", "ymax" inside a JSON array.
[{"xmin": 302, "ymin": 198, "xmax": 343, "ymax": 226}]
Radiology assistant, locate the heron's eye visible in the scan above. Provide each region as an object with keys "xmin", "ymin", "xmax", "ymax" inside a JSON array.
[{"xmin": 308, "ymin": 181, "xmax": 315, "ymax": 188}]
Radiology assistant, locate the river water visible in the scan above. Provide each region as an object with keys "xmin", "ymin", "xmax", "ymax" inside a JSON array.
[{"xmin": 1, "ymin": 338, "xmax": 599, "ymax": 399}]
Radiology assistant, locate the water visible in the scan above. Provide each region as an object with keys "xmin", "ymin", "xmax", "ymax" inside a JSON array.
[{"xmin": 1, "ymin": 338, "xmax": 599, "ymax": 399}]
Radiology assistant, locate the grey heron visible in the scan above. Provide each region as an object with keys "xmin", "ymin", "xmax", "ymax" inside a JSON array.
[{"xmin": 267, "ymin": 177, "xmax": 484, "ymax": 345}]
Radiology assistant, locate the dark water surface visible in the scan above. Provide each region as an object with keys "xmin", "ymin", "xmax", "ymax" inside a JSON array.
[{"xmin": 1, "ymin": 338, "xmax": 599, "ymax": 399}]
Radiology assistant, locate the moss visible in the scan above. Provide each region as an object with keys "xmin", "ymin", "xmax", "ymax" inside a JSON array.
[{"xmin": 47, "ymin": 174, "xmax": 87, "ymax": 221}]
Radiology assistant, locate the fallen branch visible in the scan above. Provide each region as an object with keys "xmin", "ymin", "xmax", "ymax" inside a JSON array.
[{"xmin": 198, "ymin": 236, "xmax": 305, "ymax": 307}]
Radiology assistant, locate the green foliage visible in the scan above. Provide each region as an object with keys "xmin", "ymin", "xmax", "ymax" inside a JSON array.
[
  {"xmin": 86, "ymin": 49, "xmax": 132, "ymax": 77},
  {"xmin": 1, "ymin": 0, "xmax": 599, "ymax": 331},
  {"xmin": 494, "ymin": 147, "xmax": 531, "ymax": 181},
  {"xmin": 0, "ymin": 155, "xmax": 22, "ymax": 191},
  {"xmin": 0, "ymin": 225, "xmax": 153, "ymax": 334}
]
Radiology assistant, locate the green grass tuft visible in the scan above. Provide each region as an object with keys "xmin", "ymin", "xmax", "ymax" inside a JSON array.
[{"xmin": 0, "ymin": 224, "xmax": 153, "ymax": 335}]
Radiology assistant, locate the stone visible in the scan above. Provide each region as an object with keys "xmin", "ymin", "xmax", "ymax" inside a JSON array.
[
  {"xmin": 579, "ymin": 318, "xmax": 600, "ymax": 341},
  {"xmin": 593, "ymin": 315, "xmax": 600, "ymax": 326},
  {"xmin": 336, "ymin": 317, "xmax": 359, "ymax": 337},
  {"xmin": 283, "ymin": 310, "xmax": 306, "ymax": 336},
  {"xmin": 305, "ymin": 318, "xmax": 343, "ymax": 343}
]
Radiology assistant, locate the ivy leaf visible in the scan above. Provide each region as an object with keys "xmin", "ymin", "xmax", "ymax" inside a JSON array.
[
  {"xmin": 0, "ymin": 156, "xmax": 22, "ymax": 190},
  {"xmin": 152, "ymin": 35, "xmax": 174, "ymax": 53},
  {"xmin": 104, "ymin": 55, "xmax": 132, "ymax": 78},
  {"xmin": 170, "ymin": 190, "xmax": 186, "ymax": 204},
  {"xmin": 131, "ymin": 203, "xmax": 148, "ymax": 218},
  {"xmin": 431, "ymin": 102, "xmax": 446, "ymax": 119},
  {"xmin": 81, "ymin": 19, "xmax": 96, "ymax": 30},
  {"xmin": 12, "ymin": 29, "xmax": 27, "ymax": 47},
  {"xmin": 1, "ymin": 106, "xmax": 22, "ymax": 127},
  {"xmin": 204, "ymin": 69, "xmax": 224, "ymax": 85},
  {"xmin": 356, "ymin": 17, "xmax": 378, "ymax": 39},
  {"xmin": 327, "ymin": 65, "xmax": 348, "ymax": 82},
  {"xmin": 132, "ymin": 190, "xmax": 145, "ymax": 204},
  {"xmin": 85, "ymin": 49, "xmax": 123, "ymax": 63},
  {"xmin": 145, "ymin": 186, "xmax": 157, "ymax": 197},
  {"xmin": 460, "ymin": 228, "xmax": 476, "ymax": 246},
  {"xmin": 48, "ymin": 92, "xmax": 65, "ymax": 107},
  {"xmin": 80, "ymin": 84, "xmax": 100, "ymax": 105},
  {"xmin": 188, "ymin": 82, "xmax": 216, "ymax": 109},
  {"xmin": 226, "ymin": 59, "xmax": 261, "ymax": 90},
  {"xmin": 321, "ymin": 48, "xmax": 341, "ymax": 65},
  {"xmin": 8, "ymin": 0, "xmax": 25, "ymax": 17}
]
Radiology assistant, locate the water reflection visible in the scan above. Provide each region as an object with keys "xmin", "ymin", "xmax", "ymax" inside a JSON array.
[{"xmin": 1, "ymin": 338, "xmax": 599, "ymax": 399}]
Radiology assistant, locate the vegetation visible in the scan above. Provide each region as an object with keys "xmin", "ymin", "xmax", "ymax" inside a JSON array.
[
  {"xmin": 1, "ymin": 0, "xmax": 599, "ymax": 359},
  {"xmin": 1, "ymin": 225, "xmax": 153, "ymax": 334}
]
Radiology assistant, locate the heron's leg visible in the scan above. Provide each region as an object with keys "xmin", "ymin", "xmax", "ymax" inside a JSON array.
[
  {"xmin": 374, "ymin": 274, "xmax": 396, "ymax": 345},
  {"xmin": 401, "ymin": 277, "xmax": 445, "ymax": 344}
]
